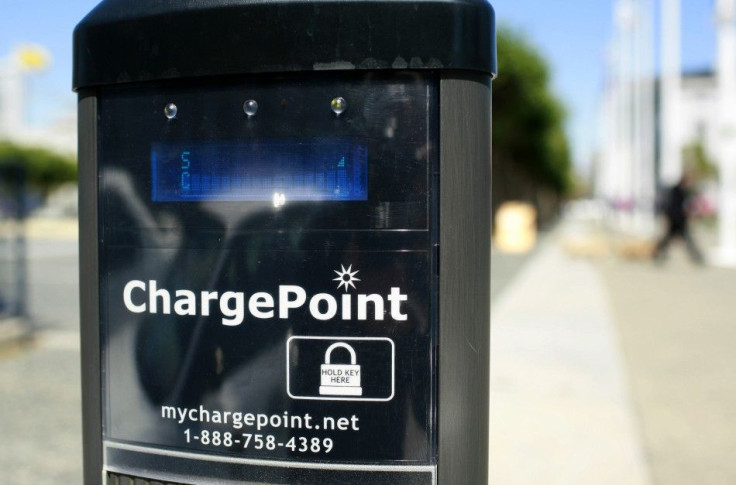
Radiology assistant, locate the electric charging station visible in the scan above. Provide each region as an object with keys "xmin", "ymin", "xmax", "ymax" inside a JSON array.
[{"xmin": 75, "ymin": 1, "xmax": 495, "ymax": 483}]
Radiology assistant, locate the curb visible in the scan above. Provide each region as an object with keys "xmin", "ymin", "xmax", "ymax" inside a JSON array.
[{"xmin": 0, "ymin": 217, "xmax": 78, "ymax": 241}]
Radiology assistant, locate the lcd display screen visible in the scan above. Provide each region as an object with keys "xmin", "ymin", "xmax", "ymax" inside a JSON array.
[{"xmin": 151, "ymin": 140, "xmax": 368, "ymax": 202}]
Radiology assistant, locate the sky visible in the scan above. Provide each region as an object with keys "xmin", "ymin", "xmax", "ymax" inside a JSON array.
[
  {"xmin": 0, "ymin": 0, "xmax": 100, "ymax": 122},
  {"xmin": 492, "ymin": 0, "xmax": 716, "ymax": 170},
  {"xmin": 0, "ymin": 0, "xmax": 720, "ymax": 170}
]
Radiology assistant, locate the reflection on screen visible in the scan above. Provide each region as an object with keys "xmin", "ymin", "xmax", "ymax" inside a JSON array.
[{"xmin": 152, "ymin": 140, "xmax": 368, "ymax": 202}]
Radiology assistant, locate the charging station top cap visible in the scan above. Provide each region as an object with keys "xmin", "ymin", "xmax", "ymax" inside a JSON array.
[{"xmin": 73, "ymin": 0, "xmax": 496, "ymax": 91}]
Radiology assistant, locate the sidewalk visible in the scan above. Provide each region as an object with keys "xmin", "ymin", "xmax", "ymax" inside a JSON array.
[
  {"xmin": 490, "ymin": 216, "xmax": 736, "ymax": 485},
  {"xmin": 489, "ymin": 230, "xmax": 651, "ymax": 485},
  {"xmin": 594, "ymin": 249, "xmax": 736, "ymax": 485}
]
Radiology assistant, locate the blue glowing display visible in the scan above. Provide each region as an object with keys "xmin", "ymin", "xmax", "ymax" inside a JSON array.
[{"xmin": 151, "ymin": 140, "xmax": 368, "ymax": 202}]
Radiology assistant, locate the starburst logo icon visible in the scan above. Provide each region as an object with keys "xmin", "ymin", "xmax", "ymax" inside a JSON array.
[{"xmin": 333, "ymin": 264, "xmax": 361, "ymax": 292}]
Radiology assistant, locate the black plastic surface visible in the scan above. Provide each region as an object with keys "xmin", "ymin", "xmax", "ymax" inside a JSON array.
[
  {"xmin": 79, "ymin": 93, "xmax": 103, "ymax": 485},
  {"xmin": 437, "ymin": 74, "xmax": 491, "ymax": 485},
  {"xmin": 73, "ymin": 0, "xmax": 496, "ymax": 90},
  {"xmin": 106, "ymin": 448, "xmax": 433, "ymax": 484},
  {"xmin": 97, "ymin": 72, "xmax": 439, "ymax": 476}
]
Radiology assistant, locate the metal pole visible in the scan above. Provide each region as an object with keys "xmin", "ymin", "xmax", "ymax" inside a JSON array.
[
  {"xmin": 640, "ymin": 0, "xmax": 657, "ymax": 213},
  {"xmin": 635, "ymin": 0, "xmax": 657, "ymax": 231},
  {"xmin": 0, "ymin": 56, "xmax": 26, "ymax": 139},
  {"xmin": 628, "ymin": 2, "xmax": 639, "ymax": 227},
  {"xmin": 11, "ymin": 166, "xmax": 28, "ymax": 319},
  {"xmin": 659, "ymin": 0, "xmax": 683, "ymax": 187},
  {"xmin": 614, "ymin": 0, "xmax": 631, "ymax": 226}
]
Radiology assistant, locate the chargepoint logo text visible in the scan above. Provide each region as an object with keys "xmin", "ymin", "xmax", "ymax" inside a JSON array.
[{"xmin": 122, "ymin": 266, "xmax": 408, "ymax": 326}]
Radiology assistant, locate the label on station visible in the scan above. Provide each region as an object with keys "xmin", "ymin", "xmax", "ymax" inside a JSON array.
[
  {"xmin": 103, "ymin": 249, "xmax": 433, "ymax": 464},
  {"xmin": 97, "ymin": 73, "xmax": 438, "ymax": 482}
]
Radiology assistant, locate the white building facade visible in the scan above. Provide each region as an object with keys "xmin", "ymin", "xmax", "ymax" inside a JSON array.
[
  {"xmin": 596, "ymin": 0, "xmax": 736, "ymax": 263},
  {"xmin": 679, "ymin": 71, "xmax": 719, "ymax": 159}
]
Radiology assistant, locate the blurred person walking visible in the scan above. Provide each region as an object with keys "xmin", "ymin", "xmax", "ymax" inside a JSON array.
[{"xmin": 653, "ymin": 172, "xmax": 704, "ymax": 264}]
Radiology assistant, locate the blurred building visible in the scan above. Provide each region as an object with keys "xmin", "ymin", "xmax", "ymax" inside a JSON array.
[
  {"xmin": 597, "ymin": 70, "xmax": 719, "ymax": 197},
  {"xmin": 596, "ymin": 0, "xmax": 736, "ymax": 264},
  {"xmin": 0, "ymin": 46, "xmax": 76, "ymax": 156},
  {"xmin": 678, "ymin": 71, "xmax": 719, "ymax": 156},
  {"xmin": 595, "ymin": 2, "xmax": 721, "ymax": 208},
  {"xmin": 595, "ymin": 0, "xmax": 656, "ymax": 222}
]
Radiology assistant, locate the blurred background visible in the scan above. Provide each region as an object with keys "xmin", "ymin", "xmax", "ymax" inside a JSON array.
[{"xmin": 1, "ymin": 0, "xmax": 735, "ymax": 484}]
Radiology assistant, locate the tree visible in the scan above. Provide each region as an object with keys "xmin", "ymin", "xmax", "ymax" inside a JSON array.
[
  {"xmin": 682, "ymin": 140, "xmax": 717, "ymax": 183},
  {"xmin": 0, "ymin": 142, "xmax": 75, "ymax": 319},
  {"xmin": 0, "ymin": 141, "xmax": 77, "ymax": 198},
  {"xmin": 493, "ymin": 28, "xmax": 573, "ymax": 194}
]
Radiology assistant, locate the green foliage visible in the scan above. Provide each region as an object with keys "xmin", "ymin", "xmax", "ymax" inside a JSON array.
[
  {"xmin": 493, "ymin": 27, "xmax": 573, "ymax": 193},
  {"xmin": 682, "ymin": 141, "xmax": 717, "ymax": 182},
  {"xmin": 0, "ymin": 141, "xmax": 77, "ymax": 195}
]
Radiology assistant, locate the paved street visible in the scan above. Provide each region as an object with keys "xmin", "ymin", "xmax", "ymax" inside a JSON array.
[
  {"xmin": 27, "ymin": 239, "xmax": 79, "ymax": 333},
  {"xmin": 0, "ymin": 230, "xmax": 81, "ymax": 484},
  {"xmin": 0, "ymin": 347, "xmax": 81, "ymax": 484}
]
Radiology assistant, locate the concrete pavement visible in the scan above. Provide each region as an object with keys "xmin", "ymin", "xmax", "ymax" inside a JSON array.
[
  {"xmin": 596, "ymin": 253, "xmax": 736, "ymax": 485},
  {"xmin": 489, "ymin": 217, "xmax": 736, "ymax": 485},
  {"xmin": 489, "ymin": 231, "xmax": 651, "ymax": 485}
]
